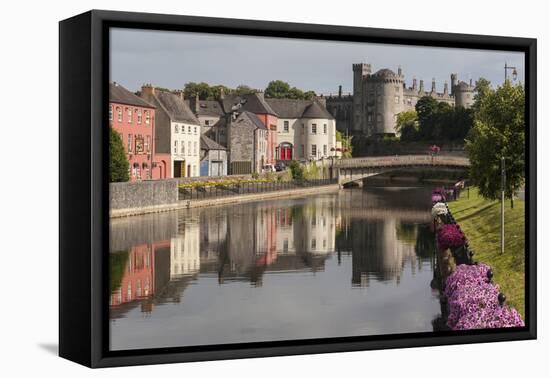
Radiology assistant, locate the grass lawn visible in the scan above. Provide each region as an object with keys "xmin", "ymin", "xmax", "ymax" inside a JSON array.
[{"xmin": 448, "ymin": 187, "xmax": 525, "ymax": 318}]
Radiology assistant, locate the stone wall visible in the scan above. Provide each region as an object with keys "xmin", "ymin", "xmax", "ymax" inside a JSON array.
[{"xmin": 110, "ymin": 179, "xmax": 179, "ymax": 215}]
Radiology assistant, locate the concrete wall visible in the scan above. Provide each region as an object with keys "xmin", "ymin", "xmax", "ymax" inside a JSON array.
[{"xmin": 110, "ymin": 179, "xmax": 179, "ymax": 215}]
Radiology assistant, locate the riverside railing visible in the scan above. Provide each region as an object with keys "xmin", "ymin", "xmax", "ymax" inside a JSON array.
[
  {"xmin": 333, "ymin": 155, "xmax": 470, "ymax": 169},
  {"xmin": 178, "ymin": 178, "xmax": 337, "ymax": 201}
]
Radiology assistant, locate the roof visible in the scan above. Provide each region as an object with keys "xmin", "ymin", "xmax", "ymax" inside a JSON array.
[
  {"xmin": 222, "ymin": 93, "xmax": 278, "ymax": 116},
  {"xmin": 265, "ymin": 98, "xmax": 334, "ymax": 120},
  {"xmin": 197, "ymin": 100, "xmax": 224, "ymax": 117},
  {"xmin": 373, "ymin": 68, "xmax": 398, "ymax": 78},
  {"xmin": 152, "ymin": 90, "xmax": 201, "ymax": 125},
  {"xmin": 109, "ymin": 82, "xmax": 155, "ymax": 108},
  {"xmin": 200, "ymin": 135, "xmax": 226, "ymax": 151},
  {"xmin": 232, "ymin": 111, "xmax": 267, "ymax": 131},
  {"xmin": 455, "ymin": 81, "xmax": 474, "ymax": 90}
]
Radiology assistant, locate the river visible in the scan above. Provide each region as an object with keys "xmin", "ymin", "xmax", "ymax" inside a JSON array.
[{"xmin": 109, "ymin": 186, "xmax": 442, "ymax": 351}]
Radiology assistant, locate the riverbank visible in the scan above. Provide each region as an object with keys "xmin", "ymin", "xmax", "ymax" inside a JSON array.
[
  {"xmin": 110, "ymin": 183, "xmax": 340, "ymax": 218},
  {"xmin": 447, "ymin": 187, "xmax": 525, "ymax": 317}
]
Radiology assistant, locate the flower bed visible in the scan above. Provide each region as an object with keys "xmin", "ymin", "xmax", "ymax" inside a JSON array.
[
  {"xmin": 430, "ymin": 186, "xmax": 524, "ymax": 330},
  {"xmin": 445, "ymin": 264, "xmax": 524, "ymax": 330}
]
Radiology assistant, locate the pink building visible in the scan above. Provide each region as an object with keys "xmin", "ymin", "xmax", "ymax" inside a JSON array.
[{"xmin": 109, "ymin": 82, "xmax": 170, "ymax": 180}]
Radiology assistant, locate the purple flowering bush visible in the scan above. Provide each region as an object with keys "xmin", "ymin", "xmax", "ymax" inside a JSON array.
[
  {"xmin": 432, "ymin": 194, "xmax": 444, "ymax": 203},
  {"xmin": 445, "ymin": 264, "xmax": 524, "ymax": 330},
  {"xmin": 432, "ymin": 188, "xmax": 446, "ymax": 202},
  {"xmin": 437, "ymin": 224, "xmax": 466, "ymax": 251}
]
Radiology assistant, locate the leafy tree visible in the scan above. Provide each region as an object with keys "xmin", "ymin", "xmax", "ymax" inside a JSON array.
[
  {"xmin": 110, "ymin": 127, "xmax": 129, "ymax": 182},
  {"xmin": 265, "ymin": 80, "xmax": 292, "ymax": 98},
  {"xmin": 415, "ymin": 96, "xmax": 439, "ymax": 139},
  {"xmin": 288, "ymin": 160, "xmax": 305, "ymax": 181},
  {"xmin": 395, "ymin": 110, "xmax": 419, "ymax": 141},
  {"xmin": 303, "ymin": 90, "xmax": 317, "ymax": 100},
  {"xmin": 184, "ymin": 82, "xmax": 213, "ymax": 100},
  {"xmin": 466, "ymin": 81, "xmax": 525, "ymax": 207},
  {"xmin": 472, "ymin": 77, "xmax": 492, "ymax": 114},
  {"xmin": 336, "ymin": 131, "xmax": 353, "ymax": 158},
  {"xmin": 234, "ymin": 84, "xmax": 256, "ymax": 96},
  {"xmin": 210, "ymin": 85, "xmax": 231, "ymax": 99}
]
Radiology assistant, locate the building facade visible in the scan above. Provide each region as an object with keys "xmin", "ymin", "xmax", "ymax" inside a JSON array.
[
  {"xmin": 200, "ymin": 135, "xmax": 228, "ymax": 176},
  {"xmin": 141, "ymin": 85, "xmax": 201, "ymax": 178},
  {"xmin": 109, "ymin": 82, "xmax": 157, "ymax": 181},
  {"xmin": 326, "ymin": 63, "xmax": 476, "ymax": 136}
]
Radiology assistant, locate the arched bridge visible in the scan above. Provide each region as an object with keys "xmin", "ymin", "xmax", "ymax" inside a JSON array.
[{"xmin": 331, "ymin": 155, "xmax": 469, "ymax": 186}]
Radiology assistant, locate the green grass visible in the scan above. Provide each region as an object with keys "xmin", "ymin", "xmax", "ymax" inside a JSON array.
[{"xmin": 448, "ymin": 187, "xmax": 525, "ymax": 318}]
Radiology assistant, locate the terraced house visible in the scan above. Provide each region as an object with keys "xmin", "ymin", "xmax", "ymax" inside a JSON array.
[
  {"xmin": 141, "ymin": 85, "xmax": 201, "ymax": 178},
  {"xmin": 109, "ymin": 82, "xmax": 157, "ymax": 180}
]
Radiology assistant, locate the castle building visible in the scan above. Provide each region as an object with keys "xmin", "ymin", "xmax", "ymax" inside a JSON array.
[{"xmin": 326, "ymin": 63, "xmax": 476, "ymax": 136}]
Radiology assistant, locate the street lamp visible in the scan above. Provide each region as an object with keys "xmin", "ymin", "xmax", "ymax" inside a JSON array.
[{"xmin": 504, "ymin": 63, "xmax": 518, "ymax": 82}]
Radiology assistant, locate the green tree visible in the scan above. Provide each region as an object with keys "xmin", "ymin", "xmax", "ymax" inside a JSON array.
[
  {"xmin": 210, "ymin": 84, "xmax": 231, "ymax": 99},
  {"xmin": 288, "ymin": 160, "xmax": 305, "ymax": 181},
  {"xmin": 234, "ymin": 84, "xmax": 256, "ymax": 96},
  {"xmin": 395, "ymin": 110, "xmax": 419, "ymax": 141},
  {"xmin": 336, "ymin": 131, "xmax": 353, "ymax": 158},
  {"xmin": 184, "ymin": 82, "xmax": 213, "ymax": 100},
  {"xmin": 265, "ymin": 80, "xmax": 292, "ymax": 98},
  {"xmin": 472, "ymin": 77, "xmax": 492, "ymax": 114},
  {"xmin": 415, "ymin": 96, "xmax": 439, "ymax": 139},
  {"xmin": 466, "ymin": 81, "xmax": 525, "ymax": 207},
  {"xmin": 110, "ymin": 127, "xmax": 129, "ymax": 182}
]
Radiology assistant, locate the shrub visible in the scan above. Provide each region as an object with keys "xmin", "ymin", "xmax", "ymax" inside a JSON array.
[
  {"xmin": 437, "ymin": 224, "xmax": 466, "ymax": 251},
  {"xmin": 288, "ymin": 160, "xmax": 305, "ymax": 181}
]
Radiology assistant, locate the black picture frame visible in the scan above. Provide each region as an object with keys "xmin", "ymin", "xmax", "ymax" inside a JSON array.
[{"xmin": 59, "ymin": 9, "xmax": 537, "ymax": 368}]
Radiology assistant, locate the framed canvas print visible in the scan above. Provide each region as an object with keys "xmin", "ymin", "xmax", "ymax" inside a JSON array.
[{"xmin": 59, "ymin": 10, "xmax": 537, "ymax": 368}]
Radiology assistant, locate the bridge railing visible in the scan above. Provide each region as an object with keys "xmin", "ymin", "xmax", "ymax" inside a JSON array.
[{"xmin": 332, "ymin": 155, "xmax": 469, "ymax": 168}]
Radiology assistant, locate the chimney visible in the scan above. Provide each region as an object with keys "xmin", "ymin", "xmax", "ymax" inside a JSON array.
[
  {"xmin": 219, "ymin": 87, "xmax": 225, "ymax": 100},
  {"xmin": 193, "ymin": 93, "xmax": 200, "ymax": 114},
  {"xmin": 431, "ymin": 78, "xmax": 436, "ymax": 93},
  {"xmin": 338, "ymin": 85, "xmax": 342, "ymax": 98},
  {"xmin": 469, "ymin": 78, "xmax": 473, "ymax": 87},
  {"xmin": 444, "ymin": 81, "xmax": 449, "ymax": 95},
  {"xmin": 419, "ymin": 80, "xmax": 424, "ymax": 93},
  {"xmin": 412, "ymin": 77, "xmax": 417, "ymax": 90},
  {"xmin": 398, "ymin": 66, "xmax": 402, "ymax": 77},
  {"xmin": 141, "ymin": 84, "xmax": 155, "ymax": 96}
]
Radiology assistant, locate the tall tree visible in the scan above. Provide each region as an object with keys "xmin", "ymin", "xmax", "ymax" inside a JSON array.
[
  {"xmin": 395, "ymin": 110, "xmax": 419, "ymax": 141},
  {"xmin": 234, "ymin": 84, "xmax": 256, "ymax": 96},
  {"xmin": 110, "ymin": 127, "xmax": 129, "ymax": 182},
  {"xmin": 184, "ymin": 82, "xmax": 213, "ymax": 100},
  {"xmin": 415, "ymin": 96, "xmax": 439, "ymax": 139},
  {"xmin": 265, "ymin": 80, "xmax": 292, "ymax": 98},
  {"xmin": 466, "ymin": 81, "xmax": 525, "ymax": 207}
]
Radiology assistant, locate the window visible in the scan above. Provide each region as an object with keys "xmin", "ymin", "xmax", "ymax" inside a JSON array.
[
  {"xmin": 181, "ymin": 141, "xmax": 185, "ymax": 155},
  {"xmin": 194, "ymin": 141, "xmax": 197, "ymax": 156},
  {"xmin": 188, "ymin": 126, "xmax": 191, "ymax": 133},
  {"xmin": 174, "ymin": 140, "xmax": 178, "ymax": 154},
  {"xmin": 109, "ymin": 105, "xmax": 113, "ymax": 121},
  {"xmin": 174, "ymin": 124, "xmax": 179, "ymax": 133},
  {"xmin": 188, "ymin": 141, "xmax": 192, "ymax": 156},
  {"xmin": 145, "ymin": 111, "xmax": 150, "ymax": 124},
  {"xmin": 146, "ymin": 136, "xmax": 150, "ymax": 153},
  {"xmin": 377, "ymin": 96, "xmax": 382, "ymax": 104},
  {"xmin": 117, "ymin": 107, "xmax": 122, "ymax": 122},
  {"xmin": 323, "ymin": 145, "xmax": 327, "ymax": 156},
  {"xmin": 137, "ymin": 110, "xmax": 142, "ymax": 124},
  {"xmin": 407, "ymin": 98, "xmax": 412, "ymax": 106},
  {"xmin": 127, "ymin": 108, "xmax": 132, "ymax": 123},
  {"xmin": 311, "ymin": 238, "xmax": 316, "ymax": 250},
  {"xmin": 377, "ymin": 113, "xmax": 382, "ymax": 122},
  {"xmin": 300, "ymin": 144, "xmax": 304, "ymax": 157},
  {"xmin": 205, "ymin": 120, "xmax": 210, "ymax": 126},
  {"xmin": 323, "ymin": 124, "xmax": 327, "ymax": 134},
  {"xmin": 301, "ymin": 124, "xmax": 305, "ymax": 135},
  {"xmin": 311, "ymin": 144, "xmax": 317, "ymax": 157},
  {"xmin": 283, "ymin": 120, "xmax": 289, "ymax": 133},
  {"xmin": 312, "ymin": 124, "xmax": 317, "ymax": 134},
  {"xmin": 194, "ymin": 127, "xmax": 197, "ymax": 134},
  {"xmin": 127, "ymin": 134, "xmax": 133, "ymax": 153},
  {"xmin": 367, "ymin": 113, "xmax": 373, "ymax": 122},
  {"xmin": 395, "ymin": 95, "xmax": 400, "ymax": 104}
]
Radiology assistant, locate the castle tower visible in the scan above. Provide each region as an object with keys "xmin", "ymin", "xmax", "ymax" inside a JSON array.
[
  {"xmin": 352, "ymin": 63, "xmax": 371, "ymax": 133},
  {"xmin": 365, "ymin": 68, "xmax": 404, "ymax": 136},
  {"xmin": 444, "ymin": 81, "xmax": 449, "ymax": 96},
  {"xmin": 454, "ymin": 80, "xmax": 475, "ymax": 108},
  {"xmin": 431, "ymin": 78, "xmax": 436, "ymax": 94},
  {"xmin": 450, "ymin": 73, "xmax": 457, "ymax": 95},
  {"xmin": 419, "ymin": 80, "xmax": 425, "ymax": 94}
]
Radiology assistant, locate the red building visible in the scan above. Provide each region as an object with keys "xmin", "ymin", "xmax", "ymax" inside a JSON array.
[{"xmin": 109, "ymin": 82, "xmax": 170, "ymax": 180}]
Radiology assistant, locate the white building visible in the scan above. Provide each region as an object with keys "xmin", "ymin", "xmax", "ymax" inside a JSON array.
[
  {"xmin": 141, "ymin": 86, "xmax": 201, "ymax": 177},
  {"xmin": 265, "ymin": 99, "xmax": 337, "ymax": 161}
]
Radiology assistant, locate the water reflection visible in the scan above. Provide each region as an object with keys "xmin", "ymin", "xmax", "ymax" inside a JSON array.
[{"xmin": 110, "ymin": 187, "xmax": 440, "ymax": 350}]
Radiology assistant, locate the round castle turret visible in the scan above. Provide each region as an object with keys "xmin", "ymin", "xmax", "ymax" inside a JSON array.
[
  {"xmin": 365, "ymin": 68, "xmax": 405, "ymax": 135},
  {"xmin": 453, "ymin": 79, "xmax": 475, "ymax": 108}
]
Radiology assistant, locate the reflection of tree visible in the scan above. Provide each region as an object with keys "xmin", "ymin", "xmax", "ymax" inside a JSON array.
[
  {"xmin": 414, "ymin": 224, "xmax": 436, "ymax": 260},
  {"xmin": 395, "ymin": 222, "xmax": 417, "ymax": 245},
  {"xmin": 110, "ymin": 250, "xmax": 129, "ymax": 293}
]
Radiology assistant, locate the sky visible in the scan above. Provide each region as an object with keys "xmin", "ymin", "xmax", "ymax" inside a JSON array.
[{"xmin": 110, "ymin": 28, "xmax": 525, "ymax": 95}]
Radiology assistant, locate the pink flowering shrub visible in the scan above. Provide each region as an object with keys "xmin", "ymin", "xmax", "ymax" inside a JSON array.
[
  {"xmin": 437, "ymin": 224, "xmax": 466, "ymax": 251},
  {"xmin": 432, "ymin": 194, "xmax": 443, "ymax": 203},
  {"xmin": 445, "ymin": 264, "xmax": 524, "ymax": 330}
]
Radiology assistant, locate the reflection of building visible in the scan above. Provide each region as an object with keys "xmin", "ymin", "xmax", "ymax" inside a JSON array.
[
  {"xmin": 293, "ymin": 198, "xmax": 337, "ymax": 255},
  {"xmin": 170, "ymin": 221, "xmax": 200, "ymax": 278},
  {"xmin": 110, "ymin": 244, "xmax": 154, "ymax": 307}
]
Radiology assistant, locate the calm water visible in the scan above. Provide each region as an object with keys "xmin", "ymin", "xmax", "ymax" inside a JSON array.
[{"xmin": 109, "ymin": 187, "xmax": 441, "ymax": 351}]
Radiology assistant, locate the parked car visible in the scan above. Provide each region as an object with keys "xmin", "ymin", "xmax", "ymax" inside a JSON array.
[{"xmin": 263, "ymin": 164, "xmax": 276, "ymax": 172}]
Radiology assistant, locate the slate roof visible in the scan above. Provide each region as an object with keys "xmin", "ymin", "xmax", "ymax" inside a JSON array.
[
  {"xmin": 265, "ymin": 98, "xmax": 334, "ymax": 120},
  {"xmin": 200, "ymin": 135, "xmax": 226, "ymax": 151},
  {"xmin": 222, "ymin": 93, "xmax": 278, "ymax": 116},
  {"xmin": 197, "ymin": 100, "xmax": 224, "ymax": 116},
  {"xmin": 109, "ymin": 82, "xmax": 155, "ymax": 108},
  {"xmin": 232, "ymin": 111, "xmax": 267, "ymax": 131},
  {"xmin": 373, "ymin": 68, "xmax": 398, "ymax": 78},
  {"xmin": 150, "ymin": 90, "xmax": 201, "ymax": 125}
]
